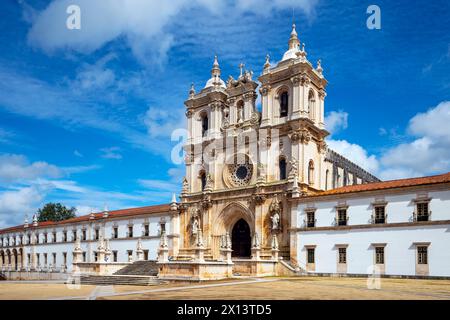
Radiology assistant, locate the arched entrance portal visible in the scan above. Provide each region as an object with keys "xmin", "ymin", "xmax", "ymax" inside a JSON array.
[{"xmin": 231, "ymin": 219, "xmax": 251, "ymax": 258}]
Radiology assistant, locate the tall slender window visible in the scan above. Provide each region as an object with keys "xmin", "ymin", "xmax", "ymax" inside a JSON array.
[
  {"xmin": 200, "ymin": 171, "xmax": 207, "ymax": 191},
  {"xmin": 280, "ymin": 92, "xmax": 288, "ymax": 117},
  {"xmin": 201, "ymin": 114, "xmax": 208, "ymax": 137},
  {"xmin": 308, "ymin": 160, "xmax": 314, "ymax": 185},
  {"xmin": 279, "ymin": 158, "xmax": 287, "ymax": 180},
  {"xmin": 325, "ymin": 169, "xmax": 329, "ymax": 190},
  {"xmin": 308, "ymin": 90, "xmax": 315, "ymax": 120}
]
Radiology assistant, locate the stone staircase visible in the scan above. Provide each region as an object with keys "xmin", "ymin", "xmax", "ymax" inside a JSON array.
[
  {"xmin": 173, "ymin": 248, "xmax": 214, "ymax": 261},
  {"xmin": 113, "ymin": 260, "xmax": 159, "ymax": 276},
  {"xmin": 78, "ymin": 274, "xmax": 163, "ymax": 286}
]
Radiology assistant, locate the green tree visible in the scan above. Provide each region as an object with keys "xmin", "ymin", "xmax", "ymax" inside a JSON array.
[{"xmin": 37, "ymin": 203, "xmax": 77, "ymax": 222}]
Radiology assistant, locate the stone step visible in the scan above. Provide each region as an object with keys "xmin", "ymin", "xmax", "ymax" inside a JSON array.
[
  {"xmin": 114, "ymin": 260, "xmax": 159, "ymax": 276},
  {"xmin": 78, "ymin": 275, "xmax": 164, "ymax": 286}
]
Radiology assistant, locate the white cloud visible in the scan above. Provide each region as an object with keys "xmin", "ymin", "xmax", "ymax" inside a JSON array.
[
  {"xmin": 100, "ymin": 146, "xmax": 123, "ymax": 160},
  {"xmin": 0, "ymin": 154, "xmax": 62, "ymax": 183},
  {"xmin": 328, "ymin": 101, "xmax": 450, "ymax": 181},
  {"xmin": 26, "ymin": 0, "xmax": 318, "ymax": 65},
  {"xmin": 325, "ymin": 110, "xmax": 348, "ymax": 136},
  {"xmin": 379, "ymin": 101, "xmax": 450, "ymax": 179},
  {"xmin": 144, "ymin": 107, "xmax": 185, "ymax": 139},
  {"xmin": 74, "ymin": 150, "xmax": 83, "ymax": 157},
  {"xmin": 327, "ymin": 139, "xmax": 379, "ymax": 174}
]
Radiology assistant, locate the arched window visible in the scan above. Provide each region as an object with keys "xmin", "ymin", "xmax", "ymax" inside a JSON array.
[
  {"xmin": 201, "ymin": 113, "xmax": 208, "ymax": 137},
  {"xmin": 308, "ymin": 90, "xmax": 315, "ymax": 120},
  {"xmin": 280, "ymin": 91, "xmax": 288, "ymax": 117},
  {"xmin": 308, "ymin": 160, "xmax": 314, "ymax": 185},
  {"xmin": 199, "ymin": 171, "xmax": 207, "ymax": 191},
  {"xmin": 325, "ymin": 169, "xmax": 329, "ymax": 190},
  {"xmin": 236, "ymin": 100, "xmax": 244, "ymax": 123},
  {"xmin": 279, "ymin": 157, "xmax": 287, "ymax": 180}
]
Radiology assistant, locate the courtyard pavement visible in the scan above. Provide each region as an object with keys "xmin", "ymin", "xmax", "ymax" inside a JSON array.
[{"xmin": 1, "ymin": 277, "xmax": 450, "ymax": 300}]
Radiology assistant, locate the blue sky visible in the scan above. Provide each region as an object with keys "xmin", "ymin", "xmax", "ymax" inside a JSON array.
[{"xmin": 0, "ymin": 0, "xmax": 449, "ymax": 227}]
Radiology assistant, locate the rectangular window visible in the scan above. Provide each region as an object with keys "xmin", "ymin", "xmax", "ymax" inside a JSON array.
[
  {"xmin": 113, "ymin": 251, "xmax": 118, "ymax": 262},
  {"xmin": 307, "ymin": 248, "xmax": 315, "ymax": 264},
  {"xmin": 375, "ymin": 247, "xmax": 384, "ymax": 264},
  {"xmin": 127, "ymin": 250, "xmax": 133, "ymax": 259},
  {"xmin": 307, "ymin": 212, "xmax": 315, "ymax": 228},
  {"xmin": 418, "ymin": 246, "xmax": 428, "ymax": 264},
  {"xmin": 128, "ymin": 226, "xmax": 134, "ymax": 238},
  {"xmin": 144, "ymin": 250, "xmax": 149, "ymax": 261},
  {"xmin": 52, "ymin": 253, "xmax": 56, "ymax": 264},
  {"xmin": 94, "ymin": 252, "xmax": 98, "ymax": 262},
  {"xmin": 82, "ymin": 230, "xmax": 86, "ymax": 241},
  {"xmin": 63, "ymin": 232, "xmax": 67, "ymax": 242},
  {"xmin": 338, "ymin": 209, "xmax": 347, "ymax": 226},
  {"xmin": 44, "ymin": 233, "xmax": 48, "ymax": 243},
  {"xmin": 95, "ymin": 229, "xmax": 99, "ymax": 240},
  {"xmin": 63, "ymin": 252, "xmax": 67, "ymax": 265},
  {"xmin": 82, "ymin": 252, "xmax": 86, "ymax": 262},
  {"xmin": 44, "ymin": 253, "xmax": 48, "ymax": 265},
  {"xmin": 338, "ymin": 248, "xmax": 347, "ymax": 264},
  {"xmin": 53, "ymin": 232, "xmax": 57, "ymax": 242},
  {"xmin": 416, "ymin": 203, "xmax": 429, "ymax": 222},
  {"xmin": 113, "ymin": 227, "xmax": 119, "ymax": 239},
  {"xmin": 374, "ymin": 206, "xmax": 385, "ymax": 224},
  {"xmin": 144, "ymin": 224, "xmax": 149, "ymax": 237},
  {"xmin": 72, "ymin": 231, "xmax": 77, "ymax": 241},
  {"xmin": 160, "ymin": 223, "xmax": 166, "ymax": 234}
]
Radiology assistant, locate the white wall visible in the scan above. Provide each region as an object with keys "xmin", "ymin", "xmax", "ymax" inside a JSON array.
[{"xmin": 294, "ymin": 188, "xmax": 450, "ymax": 277}]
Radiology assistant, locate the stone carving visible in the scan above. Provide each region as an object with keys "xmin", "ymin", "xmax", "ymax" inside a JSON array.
[
  {"xmin": 288, "ymin": 157, "xmax": 298, "ymax": 179},
  {"xmin": 74, "ymin": 236, "xmax": 82, "ymax": 252},
  {"xmin": 289, "ymin": 128, "xmax": 311, "ymax": 144},
  {"xmin": 269, "ymin": 197, "xmax": 282, "ymax": 231},
  {"xmin": 160, "ymin": 231, "xmax": 168, "ymax": 248},
  {"xmin": 271, "ymin": 234, "xmax": 279, "ymax": 250},
  {"xmin": 250, "ymin": 111, "xmax": 261, "ymax": 126},
  {"xmin": 182, "ymin": 177, "xmax": 189, "ymax": 194},
  {"xmin": 225, "ymin": 232, "xmax": 232, "ymax": 249},
  {"xmin": 252, "ymin": 233, "xmax": 260, "ymax": 249},
  {"xmin": 195, "ymin": 229, "xmax": 204, "ymax": 248}
]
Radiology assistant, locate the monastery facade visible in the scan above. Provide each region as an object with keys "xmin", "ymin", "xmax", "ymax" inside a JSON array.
[{"xmin": 1, "ymin": 25, "xmax": 450, "ymax": 281}]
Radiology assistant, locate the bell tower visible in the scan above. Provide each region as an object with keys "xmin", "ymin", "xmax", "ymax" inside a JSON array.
[{"xmin": 258, "ymin": 24, "xmax": 329, "ymax": 189}]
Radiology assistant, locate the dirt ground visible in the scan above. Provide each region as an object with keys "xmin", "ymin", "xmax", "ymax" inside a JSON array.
[{"xmin": 1, "ymin": 277, "xmax": 450, "ymax": 300}]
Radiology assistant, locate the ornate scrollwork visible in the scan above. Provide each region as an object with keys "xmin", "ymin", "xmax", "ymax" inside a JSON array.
[{"xmin": 289, "ymin": 128, "xmax": 311, "ymax": 144}]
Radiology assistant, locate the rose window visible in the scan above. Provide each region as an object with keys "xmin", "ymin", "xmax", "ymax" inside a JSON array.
[{"xmin": 228, "ymin": 163, "xmax": 253, "ymax": 186}]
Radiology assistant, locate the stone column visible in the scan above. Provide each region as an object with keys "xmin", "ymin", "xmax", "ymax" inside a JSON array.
[
  {"xmin": 73, "ymin": 237, "xmax": 83, "ymax": 263},
  {"xmin": 291, "ymin": 76, "xmax": 301, "ymax": 119},
  {"xmin": 271, "ymin": 234, "xmax": 280, "ymax": 261}
]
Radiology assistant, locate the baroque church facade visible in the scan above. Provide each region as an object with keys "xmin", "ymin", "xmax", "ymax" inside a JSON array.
[{"xmin": 1, "ymin": 25, "xmax": 450, "ymax": 281}]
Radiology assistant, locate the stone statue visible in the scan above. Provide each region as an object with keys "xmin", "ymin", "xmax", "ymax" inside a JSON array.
[
  {"xmin": 271, "ymin": 211, "xmax": 280, "ymax": 231},
  {"xmin": 269, "ymin": 197, "xmax": 282, "ymax": 231},
  {"xmin": 192, "ymin": 216, "xmax": 199, "ymax": 235},
  {"xmin": 289, "ymin": 157, "xmax": 298, "ymax": 178}
]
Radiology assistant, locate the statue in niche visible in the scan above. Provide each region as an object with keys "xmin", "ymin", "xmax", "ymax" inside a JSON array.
[
  {"xmin": 191, "ymin": 208, "xmax": 201, "ymax": 235},
  {"xmin": 269, "ymin": 196, "xmax": 282, "ymax": 231}
]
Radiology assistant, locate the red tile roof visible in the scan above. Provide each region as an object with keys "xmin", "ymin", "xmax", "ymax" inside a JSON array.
[
  {"xmin": 0, "ymin": 203, "xmax": 171, "ymax": 235},
  {"xmin": 308, "ymin": 172, "xmax": 450, "ymax": 198}
]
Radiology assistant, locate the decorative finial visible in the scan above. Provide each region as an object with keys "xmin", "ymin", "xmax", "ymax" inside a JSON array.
[
  {"xmin": 239, "ymin": 62, "xmax": 245, "ymax": 78},
  {"xmin": 288, "ymin": 23, "xmax": 300, "ymax": 50},
  {"xmin": 170, "ymin": 193, "xmax": 178, "ymax": 211},
  {"xmin": 103, "ymin": 204, "xmax": 109, "ymax": 218},
  {"xmin": 189, "ymin": 83, "xmax": 195, "ymax": 97},
  {"xmin": 89, "ymin": 208, "xmax": 95, "ymax": 220},
  {"xmin": 24, "ymin": 215, "xmax": 29, "ymax": 228},
  {"xmin": 316, "ymin": 59, "xmax": 323, "ymax": 75},
  {"xmin": 32, "ymin": 214, "xmax": 38, "ymax": 227},
  {"xmin": 264, "ymin": 54, "xmax": 271, "ymax": 70}
]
